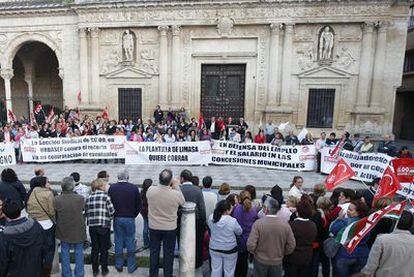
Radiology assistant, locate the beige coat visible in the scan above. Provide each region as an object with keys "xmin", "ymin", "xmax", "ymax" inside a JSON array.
[
  {"xmin": 362, "ymin": 229, "xmax": 414, "ymax": 277},
  {"xmin": 27, "ymin": 187, "xmax": 55, "ymax": 221}
]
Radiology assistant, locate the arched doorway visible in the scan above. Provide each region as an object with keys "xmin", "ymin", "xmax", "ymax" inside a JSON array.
[{"xmin": 0, "ymin": 41, "xmax": 63, "ymax": 122}]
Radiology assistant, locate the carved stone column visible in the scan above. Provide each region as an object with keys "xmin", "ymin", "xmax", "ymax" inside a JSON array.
[
  {"xmin": 370, "ymin": 21, "xmax": 388, "ymax": 108},
  {"xmin": 267, "ymin": 23, "xmax": 282, "ymax": 108},
  {"xmin": 356, "ymin": 22, "xmax": 375, "ymax": 108},
  {"xmin": 280, "ymin": 23, "xmax": 294, "ymax": 106},
  {"xmin": 24, "ymin": 66, "xmax": 35, "ymax": 115},
  {"xmin": 79, "ymin": 28, "xmax": 89, "ymax": 104},
  {"xmin": 1, "ymin": 68, "xmax": 14, "ymax": 121},
  {"xmin": 89, "ymin": 27, "xmax": 100, "ymax": 104},
  {"xmin": 179, "ymin": 202, "xmax": 196, "ymax": 277},
  {"xmin": 171, "ymin": 25, "xmax": 181, "ymax": 107},
  {"xmin": 158, "ymin": 26, "xmax": 169, "ymax": 107}
]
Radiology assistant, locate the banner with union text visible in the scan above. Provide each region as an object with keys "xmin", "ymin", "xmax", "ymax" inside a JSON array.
[
  {"xmin": 21, "ymin": 136, "xmax": 125, "ymax": 162},
  {"xmin": 211, "ymin": 141, "xmax": 317, "ymax": 171}
]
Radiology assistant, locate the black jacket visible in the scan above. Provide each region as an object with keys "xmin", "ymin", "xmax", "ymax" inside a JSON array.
[
  {"xmin": 0, "ymin": 181, "xmax": 27, "ymax": 209},
  {"xmin": 0, "ymin": 217, "xmax": 45, "ymax": 277}
]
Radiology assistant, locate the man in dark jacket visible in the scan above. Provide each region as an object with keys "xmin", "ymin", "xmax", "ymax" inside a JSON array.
[
  {"xmin": 179, "ymin": 169, "xmax": 206, "ymax": 270},
  {"xmin": 108, "ymin": 169, "xmax": 141, "ymax": 273},
  {"xmin": 0, "ymin": 168, "xmax": 27, "ymax": 209},
  {"xmin": 0, "ymin": 199, "xmax": 46, "ymax": 277},
  {"xmin": 206, "ymin": 116, "xmax": 220, "ymax": 140}
]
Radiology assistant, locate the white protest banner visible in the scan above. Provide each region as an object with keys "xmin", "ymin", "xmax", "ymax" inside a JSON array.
[
  {"xmin": 21, "ymin": 136, "xmax": 126, "ymax": 162},
  {"xmin": 125, "ymin": 141, "xmax": 212, "ymax": 165},
  {"xmin": 211, "ymin": 141, "xmax": 317, "ymax": 171},
  {"xmin": 320, "ymin": 147, "xmax": 393, "ymax": 182},
  {"xmin": 0, "ymin": 143, "xmax": 16, "ymax": 166}
]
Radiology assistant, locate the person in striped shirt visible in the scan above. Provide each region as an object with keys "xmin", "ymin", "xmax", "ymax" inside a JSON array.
[{"xmin": 85, "ymin": 178, "xmax": 115, "ymax": 276}]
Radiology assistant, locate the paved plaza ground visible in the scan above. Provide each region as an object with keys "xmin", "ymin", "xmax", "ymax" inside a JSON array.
[{"xmin": 10, "ymin": 162, "xmax": 362, "ymax": 193}]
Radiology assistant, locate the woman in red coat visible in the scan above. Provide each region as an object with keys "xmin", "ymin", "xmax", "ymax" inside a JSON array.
[{"xmin": 254, "ymin": 129, "xmax": 266, "ymax": 144}]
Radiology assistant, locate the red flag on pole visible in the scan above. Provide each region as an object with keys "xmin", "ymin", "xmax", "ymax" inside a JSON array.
[
  {"xmin": 102, "ymin": 107, "xmax": 109, "ymax": 119},
  {"xmin": 330, "ymin": 139, "xmax": 345, "ymax": 158},
  {"xmin": 325, "ymin": 159, "xmax": 355, "ymax": 191},
  {"xmin": 46, "ymin": 107, "xmax": 55, "ymax": 124},
  {"xmin": 373, "ymin": 167, "xmax": 401, "ymax": 206},
  {"xmin": 77, "ymin": 91, "xmax": 82, "ymax": 103},
  {"xmin": 7, "ymin": 109, "xmax": 17, "ymax": 122}
]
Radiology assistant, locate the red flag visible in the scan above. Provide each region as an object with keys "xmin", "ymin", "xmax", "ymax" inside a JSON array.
[
  {"xmin": 330, "ymin": 139, "xmax": 345, "ymax": 158},
  {"xmin": 373, "ymin": 167, "xmax": 401, "ymax": 205},
  {"xmin": 392, "ymin": 158, "xmax": 414, "ymax": 183},
  {"xmin": 325, "ymin": 159, "xmax": 355, "ymax": 191},
  {"xmin": 7, "ymin": 109, "xmax": 17, "ymax": 122},
  {"xmin": 77, "ymin": 91, "xmax": 82, "ymax": 103},
  {"xmin": 337, "ymin": 200, "xmax": 407, "ymax": 254},
  {"xmin": 102, "ymin": 107, "xmax": 109, "ymax": 119},
  {"xmin": 198, "ymin": 114, "xmax": 205, "ymax": 129},
  {"xmin": 46, "ymin": 107, "xmax": 55, "ymax": 123}
]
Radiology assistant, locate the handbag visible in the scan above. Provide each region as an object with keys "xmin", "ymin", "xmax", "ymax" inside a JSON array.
[
  {"xmin": 34, "ymin": 191, "xmax": 56, "ymax": 225},
  {"xmin": 323, "ymin": 236, "xmax": 340, "ymax": 258},
  {"xmin": 235, "ymin": 233, "xmax": 246, "ymax": 253}
]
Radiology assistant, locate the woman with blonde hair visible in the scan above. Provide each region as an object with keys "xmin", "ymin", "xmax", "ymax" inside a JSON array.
[
  {"xmin": 232, "ymin": 190, "xmax": 259, "ymax": 277},
  {"xmin": 218, "ymin": 182, "xmax": 231, "ymax": 200}
]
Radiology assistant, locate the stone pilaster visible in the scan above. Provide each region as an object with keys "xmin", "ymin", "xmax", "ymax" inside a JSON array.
[
  {"xmin": 370, "ymin": 21, "xmax": 388, "ymax": 109},
  {"xmin": 89, "ymin": 27, "xmax": 100, "ymax": 104},
  {"xmin": 267, "ymin": 23, "xmax": 282, "ymax": 108},
  {"xmin": 171, "ymin": 25, "xmax": 181, "ymax": 107},
  {"xmin": 24, "ymin": 65, "xmax": 34, "ymax": 115},
  {"xmin": 356, "ymin": 22, "xmax": 375, "ymax": 109},
  {"xmin": 280, "ymin": 23, "xmax": 294, "ymax": 107},
  {"xmin": 158, "ymin": 25, "xmax": 169, "ymax": 108},
  {"xmin": 79, "ymin": 27, "xmax": 89, "ymax": 104},
  {"xmin": 1, "ymin": 68, "xmax": 14, "ymax": 122}
]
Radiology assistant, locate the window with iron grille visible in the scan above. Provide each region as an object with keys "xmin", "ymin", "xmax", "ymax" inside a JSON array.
[
  {"xmin": 306, "ymin": 88, "xmax": 335, "ymax": 128},
  {"xmin": 118, "ymin": 88, "xmax": 142, "ymax": 120}
]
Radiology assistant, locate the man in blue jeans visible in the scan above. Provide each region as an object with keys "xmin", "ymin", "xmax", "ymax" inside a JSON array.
[
  {"xmin": 54, "ymin": 176, "xmax": 86, "ymax": 277},
  {"xmin": 146, "ymin": 169, "xmax": 185, "ymax": 277},
  {"xmin": 108, "ymin": 169, "xmax": 141, "ymax": 273}
]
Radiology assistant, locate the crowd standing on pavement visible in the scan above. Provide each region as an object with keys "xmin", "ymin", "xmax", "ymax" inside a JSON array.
[{"xmin": 0, "ymin": 164, "xmax": 413, "ymax": 277}]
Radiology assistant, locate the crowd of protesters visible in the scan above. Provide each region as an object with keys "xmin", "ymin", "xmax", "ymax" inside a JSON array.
[
  {"xmin": 1, "ymin": 105, "xmax": 412, "ymax": 164},
  {"xmin": 0, "ymin": 165, "xmax": 414, "ymax": 277}
]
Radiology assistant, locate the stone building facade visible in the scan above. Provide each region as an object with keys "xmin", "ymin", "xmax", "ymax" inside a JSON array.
[{"xmin": 0, "ymin": 0, "xmax": 410, "ymax": 135}]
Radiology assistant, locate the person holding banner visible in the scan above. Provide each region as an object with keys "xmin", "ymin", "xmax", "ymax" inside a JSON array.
[
  {"xmin": 330, "ymin": 200, "xmax": 370, "ymax": 277},
  {"xmin": 360, "ymin": 211, "xmax": 414, "ymax": 277}
]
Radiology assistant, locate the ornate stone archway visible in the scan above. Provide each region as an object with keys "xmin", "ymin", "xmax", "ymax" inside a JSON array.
[
  {"xmin": 0, "ymin": 33, "xmax": 63, "ymax": 121},
  {"xmin": 0, "ymin": 32, "xmax": 62, "ymax": 70}
]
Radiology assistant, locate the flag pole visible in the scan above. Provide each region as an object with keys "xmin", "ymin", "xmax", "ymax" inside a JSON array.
[
  {"xmin": 392, "ymin": 179, "xmax": 413, "ymax": 232},
  {"xmin": 360, "ymin": 180, "xmax": 375, "ymax": 196}
]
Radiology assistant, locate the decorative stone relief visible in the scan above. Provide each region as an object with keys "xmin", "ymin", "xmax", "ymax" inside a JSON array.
[
  {"xmin": 101, "ymin": 48, "xmax": 121, "ymax": 74},
  {"xmin": 101, "ymin": 31, "xmax": 119, "ymax": 45},
  {"xmin": 217, "ymin": 16, "xmax": 234, "ymax": 37},
  {"xmin": 139, "ymin": 48, "xmax": 158, "ymax": 74},
  {"xmin": 293, "ymin": 28, "xmax": 313, "ymax": 42},
  {"xmin": 318, "ymin": 26, "xmax": 334, "ymax": 63},
  {"xmin": 297, "ymin": 45, "xmax": 316, "ymax": 71},
  {"xmin": 334, "ymin": 47, "xmax": 356, "ymax": 70}
]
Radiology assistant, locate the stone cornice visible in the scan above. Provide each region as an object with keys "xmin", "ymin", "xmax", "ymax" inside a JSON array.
[{"xmin": 0, "ymin": 0, "xmax": 409, "ymax": 21}]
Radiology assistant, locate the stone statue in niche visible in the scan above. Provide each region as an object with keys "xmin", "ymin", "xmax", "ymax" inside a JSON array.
[
  {"xmin": 122, "ymin": 30, "xmax": 134, "ymax": 62},
  {"xmin": 319, "ymin": 26, "xmax": 334, "ymax": 61}
]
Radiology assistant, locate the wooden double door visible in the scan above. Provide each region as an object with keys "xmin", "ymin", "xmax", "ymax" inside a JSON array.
[{"xmin": 201, "ymin": 64, "xmax": 246, "ymax": 121}]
